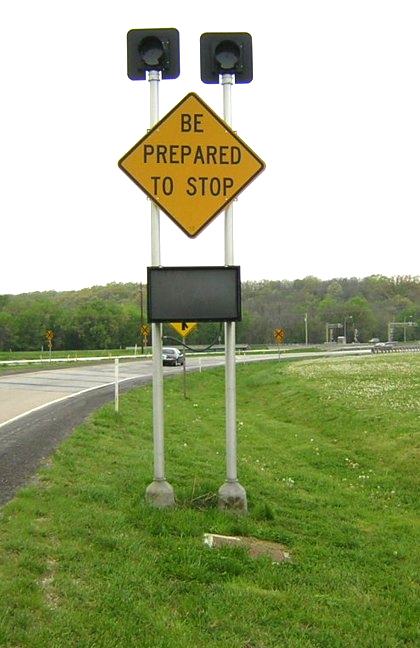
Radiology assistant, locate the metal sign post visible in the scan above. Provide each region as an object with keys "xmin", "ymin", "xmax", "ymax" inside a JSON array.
[
  {"xmin": 145, "ymin": 70, "xmax": 175, "ymax": 508},
  {"xmin": 169, "ymin": 322, "xmax": 198, "ymax": 401},
  {"xmin": 114, "ymin": 358, "xmax": 119, "ymax": 413},
  {"xmin": 182, "ymin": 348, "xmax": 187, "ymax": 399},
  {"xmin": 218, "ymin": 73, "xmax": 247, "ymax": 513},
  {"xmin": 46, "ymin": 330, "xmax": 54, "ymax": 362},
  {"xmin": 274, "ymin": 328, "xmax": 285, "ymax": 359},
  {"xmin": 139, "ymin": 283, "xmax": 145, "ymax": 354},
  {"xmin": 120, "ymin": 29, "xmax": 263, "ymax": 513}
]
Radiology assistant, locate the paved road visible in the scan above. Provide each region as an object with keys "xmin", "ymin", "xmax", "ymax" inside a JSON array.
[
  {"xmin": 0, "ymin": 360, "xmax": 152, "ymax": 426},
  {"xmin": 0, "ymin": 356, "xmax": 230, "ymax": 427},
  {"xmin": 0, "ymin": 349, "xmax": 372, "ymax": 506},
  {"xmin": 0, "ymin": 375, "xmax": 152, "ymax": 506},
  {"xmin": 0, "ymin": 349, "xmax": 373, "ymax": 427},
  {"xmin": 0, "ymin": 356, "xmax": 228, "ymax": 505}
]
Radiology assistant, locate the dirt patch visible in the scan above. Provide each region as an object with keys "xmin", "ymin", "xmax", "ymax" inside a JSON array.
[{"xmin": 203, "ymin": 533, "xmax": 291, "ymax": 563}]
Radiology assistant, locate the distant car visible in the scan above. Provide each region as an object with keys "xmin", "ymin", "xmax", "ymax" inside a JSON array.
[
  {"xmin": 369, "ymin": 338, "xmax": 380, "ymax": 344},
  {"xmin": 162, "ymin": 347, "xmax": 184, "ymax": 366},
  {"xmin": 372, "ymin": 341, "xmax": 398, "ymax": 353}
]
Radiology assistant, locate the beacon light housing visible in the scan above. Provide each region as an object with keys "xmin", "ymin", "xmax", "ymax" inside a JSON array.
[
  {"xmin": 200, "ymin": 32, "xmax": 253, "ymax": 84},
  {"xmin": 127, "ymin": 28, "xmax": 180, "ymax": 80}
]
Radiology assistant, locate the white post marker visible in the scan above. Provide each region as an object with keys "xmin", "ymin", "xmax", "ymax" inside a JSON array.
[
  {"xmin": 218, "ymin": 73, "xmax": 247, "ymax": 513},
  {"xmin": 145, "ymin": 70, "xmax": 175, "ymax": 508},
  {"xmin": 114, "ymin": 358, "xmax": 119, "ymax": 413}
]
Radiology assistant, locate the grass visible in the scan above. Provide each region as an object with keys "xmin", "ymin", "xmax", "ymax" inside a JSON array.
[{"xmin": 0, "ymin": 354, "xmax": 419, "ymax": 647}]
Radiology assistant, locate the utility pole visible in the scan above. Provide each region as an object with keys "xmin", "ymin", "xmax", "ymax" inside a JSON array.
[{"xmin": 343, "ymin": 315, "xmax": 352, "ymax": 344}]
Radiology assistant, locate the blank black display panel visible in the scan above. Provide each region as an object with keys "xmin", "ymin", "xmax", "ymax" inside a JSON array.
[{"xmin": 147, "ymin": 266, "xmax": 241, "ymax": 322}]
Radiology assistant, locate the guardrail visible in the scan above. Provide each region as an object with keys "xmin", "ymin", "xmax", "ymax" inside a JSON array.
[
  {"xmin": 2, "ymin": 343, "xmax": 419, "ymax": 366},
  {"xmin": 371, "ymin": 345, "xmax": 420, "ymax": 354},
  {"xmin": 0, "ymin": 354, "xmax": 152, "ymax": 367}
]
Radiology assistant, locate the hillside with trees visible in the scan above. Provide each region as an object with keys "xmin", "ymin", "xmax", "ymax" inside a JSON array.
[{"xmin": 0, "ymin": 276, "xmax": 418, "ymax": 351}]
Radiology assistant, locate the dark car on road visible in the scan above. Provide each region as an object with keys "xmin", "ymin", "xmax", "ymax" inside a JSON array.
[
  {"xmin": 162, "ymin": 347, "xmax": 184, "ymax": 366},
  {"xmin": 372, "ymin": 341, "xmax": 398, "ymax": 353}
]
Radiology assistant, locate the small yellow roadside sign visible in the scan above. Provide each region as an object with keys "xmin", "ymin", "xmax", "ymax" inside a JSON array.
[
  {"xmin": 140, "ymin": 324, "xmax": 150, "ymax": 337},
  {"xmin": 118, "ymin": 92, "xmax": 265, "ymax": 237},
  {"xmin": 274, "ymin": 328, "xmax": 285, "ymax": 343},
  {"xmin": 170, "ymin": 322, "xmax": 198, "ymax": 338}
]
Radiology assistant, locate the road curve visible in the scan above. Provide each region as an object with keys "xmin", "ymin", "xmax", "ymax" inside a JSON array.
[
  {"xmin": 0, "ymin": 357, "xmax": 225, "ymax": 505},
  {"xmin": 0, "ymin": 349, "xmax": 371, "ymax": 506}
]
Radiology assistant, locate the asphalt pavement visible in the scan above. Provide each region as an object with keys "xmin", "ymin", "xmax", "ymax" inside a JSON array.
[
  {"xmin": 0, "ymin": 348, "xmax": 372, "ymax": 506},
  {"xmin": 0, "ymin": 361, "xmax": 153, "ymax": 426},
  {"xmin": 0, "ymin": 375, "xmax": 151, "ymax": 506},
  {"xmin": 0, "ymin": 356, "xmax": 224, "ymax": 505}
]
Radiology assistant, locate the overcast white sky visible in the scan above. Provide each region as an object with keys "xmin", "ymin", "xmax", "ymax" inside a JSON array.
[{"xmin": 1, "ymin": 0, "xmax": 419, "ymax": 295}]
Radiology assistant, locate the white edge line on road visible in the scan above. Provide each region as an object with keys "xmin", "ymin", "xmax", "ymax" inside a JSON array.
[
  {"xmin": 0, "ymin": 349, "xmax": 372, "ymax": 431},
  {"xmin": 0, "ymin": 375, "xmax": 146, "ymax": 430}
]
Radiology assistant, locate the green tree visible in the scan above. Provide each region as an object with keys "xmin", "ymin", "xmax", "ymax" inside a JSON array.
[
  {"xmin": 0, "ymin": 312, "xmax": 14, "ymax": 350},
  {"xmin": 71, "ymin": 301, "xmax": 121, "ymax": 349},
  {"xmin": 341, "ymin": 296, "xmax": 376, "ymax": 342}
]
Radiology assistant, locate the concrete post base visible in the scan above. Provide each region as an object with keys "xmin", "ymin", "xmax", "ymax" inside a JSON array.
[
  {"xmin": 145, "ymin": 479, "xmax": 175, "ymax": 508},
  {"xmin": 218, "ymin": 480, "xmax": 248, "ymax": 513}
]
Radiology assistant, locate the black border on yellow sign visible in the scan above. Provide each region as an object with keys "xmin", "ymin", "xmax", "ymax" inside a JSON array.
[{"xmin": 118, "ymin": 92, "xmax": 265, "ymax": 238}]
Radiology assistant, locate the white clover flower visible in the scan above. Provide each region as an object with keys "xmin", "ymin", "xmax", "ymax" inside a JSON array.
[{"xmin": 282, "ymin": 477, "xmax": 295, "ymax": 487}]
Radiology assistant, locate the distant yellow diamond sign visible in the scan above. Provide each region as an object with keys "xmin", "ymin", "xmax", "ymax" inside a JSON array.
[
  {"xmin": 170, "ymin": 322, "xmax": 198, "ymax": 338},
  {"xmin": 274, "ymin": 328, "xmax": 285, "ymax": 343},
  {"xmin": 118, "ymin": 92, "xmax": 265, "ymax": 237}
]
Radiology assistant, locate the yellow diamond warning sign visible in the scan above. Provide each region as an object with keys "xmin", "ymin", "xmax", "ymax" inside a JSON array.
[
  {"xmin": 170, "ymin": 322, "xmax": 198, "ymax": 338},
  {"xmin": 118, "ymin": 93, "xmax": 265, "ymax": 237}
]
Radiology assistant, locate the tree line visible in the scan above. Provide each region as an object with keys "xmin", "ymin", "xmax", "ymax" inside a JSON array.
[{"xmin": 0, "ymin": 275, "xmax": 418, "ymax": 351}]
